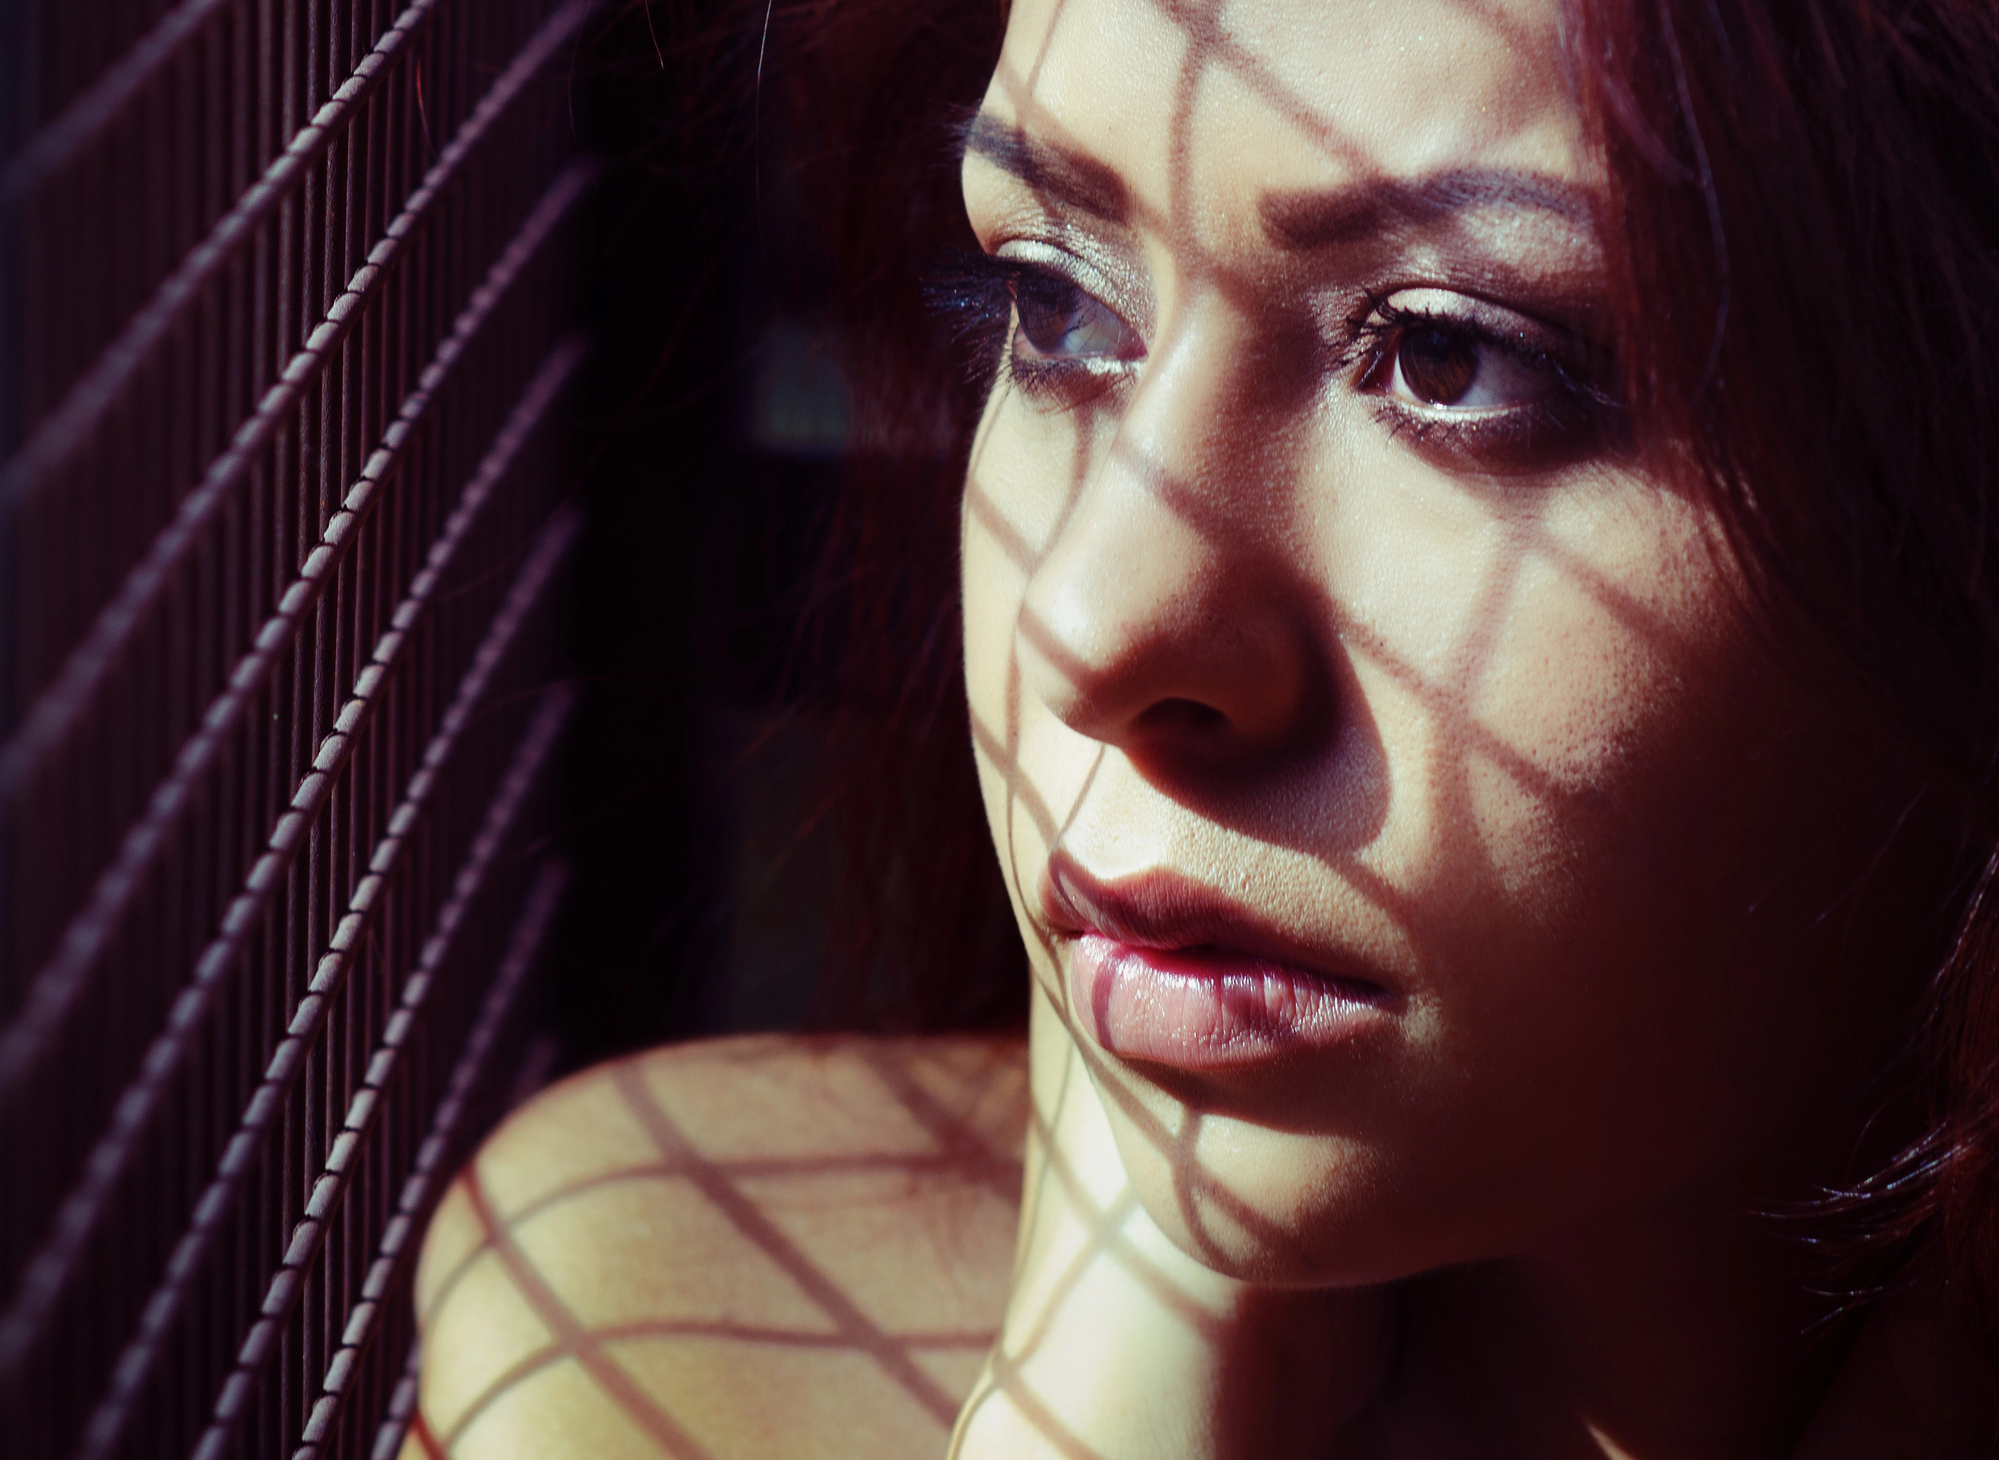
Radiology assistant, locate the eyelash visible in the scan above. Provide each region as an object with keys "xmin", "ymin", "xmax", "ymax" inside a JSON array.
[
  {"xmin": 1345, "ymin": 302, "xmax": 1616, "ymax": 463},
  {"xmin": 922, "ymin": 248, "xmax": 1129, "ymax": 401},
  {"xmin": 923, "ymin": 248, "xmax": 1618, "ymax": 462}
]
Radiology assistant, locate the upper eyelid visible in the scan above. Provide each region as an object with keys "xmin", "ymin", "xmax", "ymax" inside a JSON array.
[
  {"xmin": 994, "ymin": 247, "xmax": 1115, "ymax": 308},
  {"xmin": 999, "ymin": 254, "xmax": 1146, "ymax": 354},
  {"xmin": 993, "ymin": 236, "xmax": 1152, "ymax": 336},
  {"xmin": 1370, "ymin": 308, "xmax": 1557, "ymax": 371},
  {"xmin": 1354, "ymin": 293, "xmax": 1605, "ymax": 391},
  {"xmin": 1364, "ymin": 289, "xmax": 1571, "ymax": 346}
]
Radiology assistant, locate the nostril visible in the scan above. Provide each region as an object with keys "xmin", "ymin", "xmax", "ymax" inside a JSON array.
[{"xmin": 1136, "ymin": 698, "xmax": 1231, "ymax": 735}]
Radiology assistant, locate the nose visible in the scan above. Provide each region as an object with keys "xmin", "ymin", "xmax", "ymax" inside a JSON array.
[{"xmin": 1016, "ymin": 304, "xmax": 1322, "ymax": 776}]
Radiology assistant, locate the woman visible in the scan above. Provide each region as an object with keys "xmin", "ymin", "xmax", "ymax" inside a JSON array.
[{"xmin": 406, "ymin": 0, "xmax": 1999, "ymax": 1454}]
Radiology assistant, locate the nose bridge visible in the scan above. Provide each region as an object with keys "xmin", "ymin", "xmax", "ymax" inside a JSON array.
[
  {"xmin": 1017, "ymin": 289, "xmax": 1316, "ymax": 765},
  {"xmin": 1019, "ymin": 433, "xmax": 1212, "ymax": 691},
  {"xmin": 1120, "ymin": 288, "xmax": 1260, "ymax": 508}
]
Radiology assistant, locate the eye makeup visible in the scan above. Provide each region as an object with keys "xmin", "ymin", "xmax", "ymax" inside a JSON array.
[
  {"xmin": 924, "ymin": 246, "xmax": 1143, "ymax": 402},
  {"xmin": 926, "ymin": 243, "xmax": 1619, "ymax": 469},
  {"xmin": 1343, "ymin": 288, "xmax": 1620, "ymax": 468}
]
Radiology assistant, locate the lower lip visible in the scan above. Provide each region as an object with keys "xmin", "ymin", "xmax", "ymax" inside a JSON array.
[{"xmin": 1069, "ymin": 934, "xmax": 1389, "ymax": 1070}]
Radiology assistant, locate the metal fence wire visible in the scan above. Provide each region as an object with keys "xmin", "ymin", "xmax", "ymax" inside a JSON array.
[{"xmin": 0, "ymin": 0, "xmax": 596, "ymax": 1455}]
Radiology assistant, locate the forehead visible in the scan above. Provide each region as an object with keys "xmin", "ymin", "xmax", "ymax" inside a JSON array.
[{"xmin": 979, "ymin": 0, "xmax": 1591, "ymax": 253}]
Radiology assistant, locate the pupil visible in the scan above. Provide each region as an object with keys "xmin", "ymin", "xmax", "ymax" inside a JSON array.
[{"xmin": 1399, "ymin": 327, "xmax": 1478, "ymax": 405}]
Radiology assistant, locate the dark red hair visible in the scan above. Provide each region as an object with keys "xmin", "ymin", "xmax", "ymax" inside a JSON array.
[
  {"xmin": 1567, "ymin": 0, "xmax": 1999, "ymax": 1328},
  {"xmin": 728, "ymin": 0, "xmax": 1999, "ymax": 1319}
]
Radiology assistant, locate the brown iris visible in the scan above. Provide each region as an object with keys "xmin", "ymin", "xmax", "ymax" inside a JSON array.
[{"xmin": 1397, "ymin": 326, "xmax": 1479, "ymax": 406}]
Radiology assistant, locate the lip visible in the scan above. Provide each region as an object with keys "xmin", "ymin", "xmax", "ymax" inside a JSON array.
[{"xmin": 1041, "ymin": 855, "xmax": 1396, "ymax": 1070}]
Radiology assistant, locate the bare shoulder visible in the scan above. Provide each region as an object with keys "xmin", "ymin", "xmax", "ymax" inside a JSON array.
[{"xmin": 405, "ymin": 1033, "xmax": 1028, "ymax": 1459}]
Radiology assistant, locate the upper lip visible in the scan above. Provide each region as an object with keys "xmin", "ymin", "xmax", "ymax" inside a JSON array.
[{"xmin": 1039, "ymin": 852, "xmax": 1392, "ymax": 997}]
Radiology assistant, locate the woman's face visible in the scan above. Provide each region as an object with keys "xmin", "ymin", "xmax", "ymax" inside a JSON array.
[{"xmin": 960, "ymin": 0, "xmax": 1936, "ymax": 1283}]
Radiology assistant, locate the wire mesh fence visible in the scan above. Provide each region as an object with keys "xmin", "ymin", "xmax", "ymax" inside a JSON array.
[{"xmin": 0, "ymin": 1, "xmax": 596, "ymax": 1454}]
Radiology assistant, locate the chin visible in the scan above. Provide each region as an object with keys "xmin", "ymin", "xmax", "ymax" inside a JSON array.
[{"xmin": 1099, "ymin": 1092, "xmax": 1455, "ymax": 1289}]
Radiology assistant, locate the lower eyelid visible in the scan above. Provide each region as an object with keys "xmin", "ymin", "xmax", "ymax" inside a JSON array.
[
  {"xmin": 1367, "ymin": 385, "xmax": 1611, "ymax": 474},
  {"xmin": 1370, "ymin": 398, "xmax": 1547, "ymax": 461}
]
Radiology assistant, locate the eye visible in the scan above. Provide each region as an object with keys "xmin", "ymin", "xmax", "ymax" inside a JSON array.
[
  {"xmin": 1010, "ymin": 271, "xmax": 1142, "ymax": 365},
  {"xmin": 1354, "ymin": 290, "xmax": 1615, "ymax": 469},
  {"xmin": 1376, "ymin": 319, "xmax": 1564, "ymax": 412}
]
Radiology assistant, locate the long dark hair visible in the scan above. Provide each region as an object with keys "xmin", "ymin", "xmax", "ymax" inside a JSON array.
[
  {"xmin": 734, "ymin": 0, "xmax": 1999, "ymax": 1320},
  {"xmin": 1569, "ymin": 0, "xmax": 1999, "ymax": 1327}
]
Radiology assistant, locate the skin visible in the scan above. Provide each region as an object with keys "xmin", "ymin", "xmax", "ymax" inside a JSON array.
[
  {"xmin": 403, "ymin": 1037, "xmax": 1030, "ymax": 1459},
  {"xmin": 402, "ymin": 0, "xmax": 1994, "ymax": 1454},
  {"xmin": 950, "ymin": 0, "xmax": 1974, "ymax": 1454}
]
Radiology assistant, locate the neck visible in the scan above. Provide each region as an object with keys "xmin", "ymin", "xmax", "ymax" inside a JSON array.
[{"xmin": 1378, "ymin": 1198, "xmax": 1857, "ymax": 1460}]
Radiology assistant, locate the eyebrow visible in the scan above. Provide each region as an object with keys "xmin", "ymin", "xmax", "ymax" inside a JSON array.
[
  {"xmin": 962, "ymin": 111, "xmax": 1590, "ymax": 254},
  {"xmin": 1262, "ymin": 170, "xmax": 1593, "ymax": 250},
  {"xmin": 961, "ymin": 113, "xmax": 1132, "ymax": 225}
]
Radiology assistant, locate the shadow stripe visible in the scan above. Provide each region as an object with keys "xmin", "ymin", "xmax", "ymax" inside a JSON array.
[
  {"xmin": 609, "ymin": 1063, "xmax": 965, "ymax": 1427},
  {"xmin": 456, "ymin": 1171, "xmax": 714, "ymax": 1460},
  {"xmin": 422, "ymin": 1143, "xmax": 1025, "ymax": 1331},
  {"xmin": 852, "ymin": 1044, "xmax": 1027, "ymax": 1208}
]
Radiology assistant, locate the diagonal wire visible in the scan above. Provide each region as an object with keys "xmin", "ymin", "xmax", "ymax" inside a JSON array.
[
  {"xmin": 369, "ymin": 1338, "xmax": 432, "ymax": 1460},
  {"xmin": 290, "ymin": 859, "xmax": 567, "ymax": 1460},
  {"xmin": 0, "ymin": 167, "xmax": 592, "ymax": 1115},
  {"xmin": 0, "ymin": 0, "xmax": 598, "ymax": 798},
  {"xmin": 0, "ymin": 0, "xmax": 445, "ymax": 493},
  {"xmin": 0, "ymin": 0, "xmax": 336, "ymax": 204},
  {"xmin": 0, "ymin": 325, "xmax": 585, "ymax": 1381},
  {"xmin": 185, "ymin": 688, "xmax": 570, "ymax": 1460},
  {"xmin": 74, "ymin": 513, "xmax": 578, "ymax": 1460},
  {"xmin": 231, "ymin": 779, "xmax": 568, "ymax": 1460}
]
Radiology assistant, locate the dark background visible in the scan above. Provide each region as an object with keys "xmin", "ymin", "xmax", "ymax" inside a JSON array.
[{"xmin": 551, "ymin": 3, "xmax": 860, "ymax": 1064}]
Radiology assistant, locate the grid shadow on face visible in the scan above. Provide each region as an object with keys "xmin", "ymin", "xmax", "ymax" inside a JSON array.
[{"xmin": 948, "ymin": 0, "xmax": 1718, "ymax": 1448}]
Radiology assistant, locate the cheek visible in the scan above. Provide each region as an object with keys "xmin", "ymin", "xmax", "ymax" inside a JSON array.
[
  {"xmin": 1330, "ymin": 468, "xmax": 1745, "ymax": 927},
  {"xmin": 968, "ymin": 390, "xmax": 1891, "ymax": 1273},
  {"xmin": 1400, "ymin": 506, "xmax": 1891, "ymax": 1205},
  {"xmin": 1183, "ymin": 478, "xmax": 1830, "ymax": 1262},
  {"xmin": 962, "ymin": 485, "xmax": 1030, "ymax": 903},
  {"xmin": 961, "ymin": 395, "xmax": 1089, "ymax": 924}
]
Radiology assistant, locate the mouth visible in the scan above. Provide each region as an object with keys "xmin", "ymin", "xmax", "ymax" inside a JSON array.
[{"xmin": 1040, "ymin": 855, "xmax": 1396, "ymax": 1070}]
